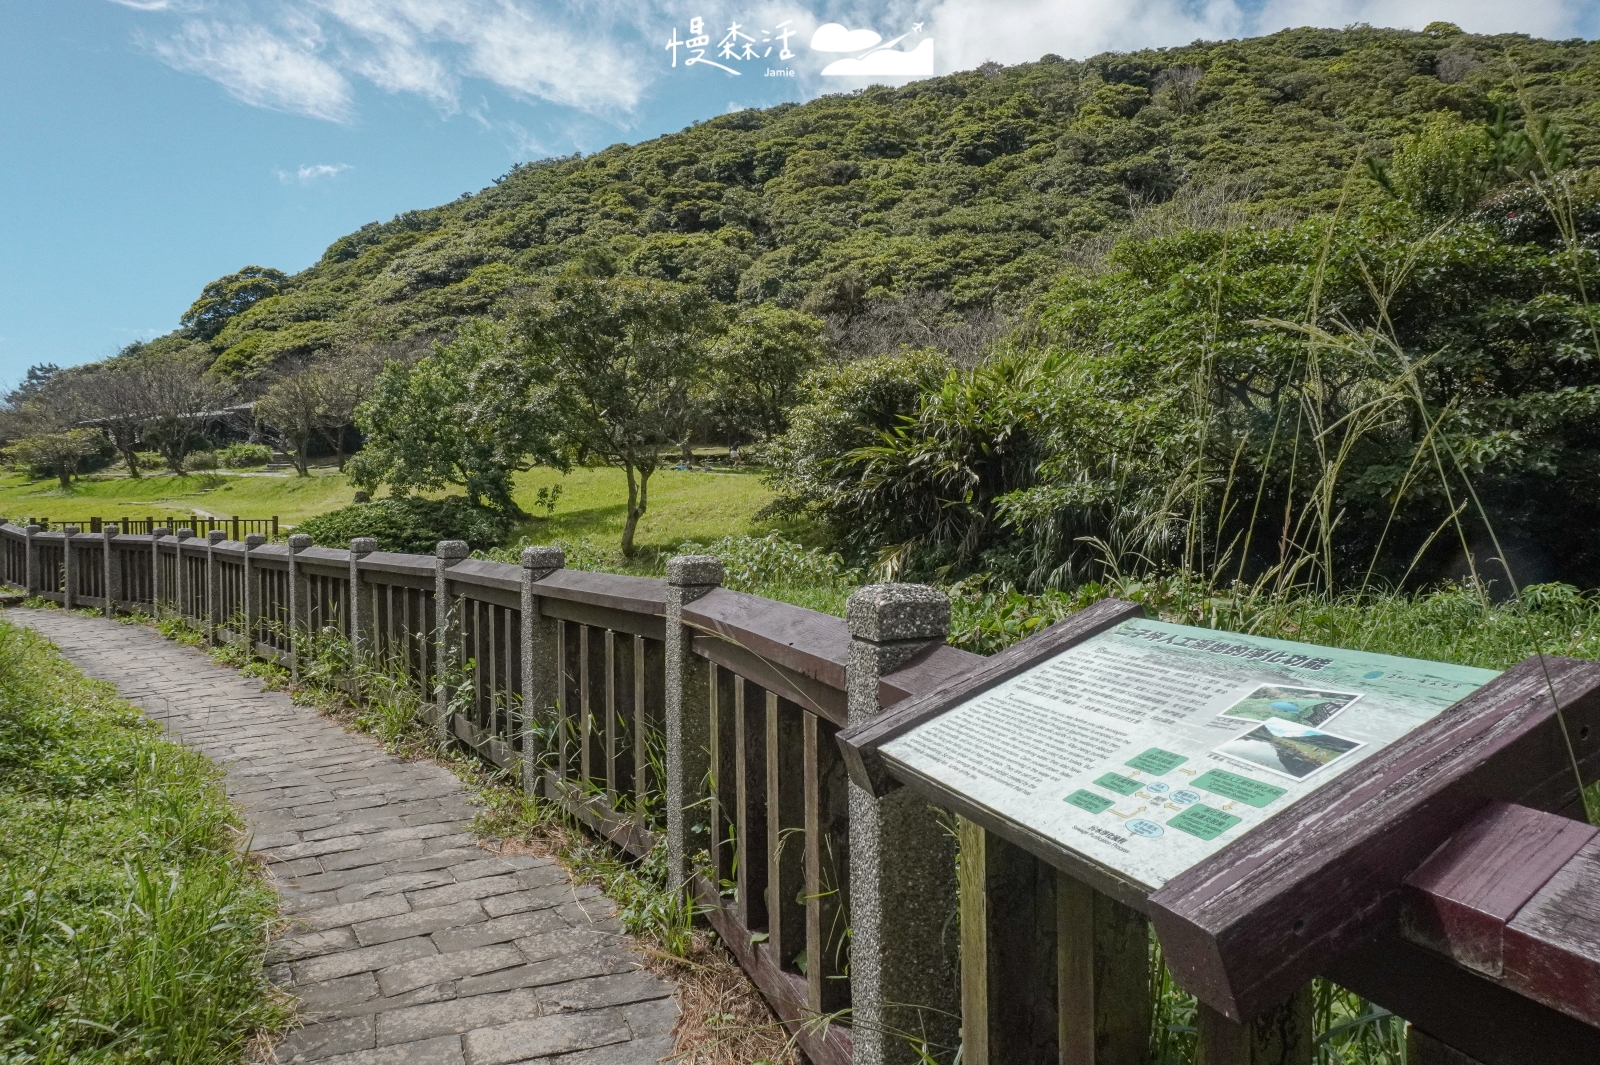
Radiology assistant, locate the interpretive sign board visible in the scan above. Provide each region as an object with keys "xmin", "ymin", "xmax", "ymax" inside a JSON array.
[{"xmin": 879, "ymin": 618, "xmax": 1501, "ymax": 891}]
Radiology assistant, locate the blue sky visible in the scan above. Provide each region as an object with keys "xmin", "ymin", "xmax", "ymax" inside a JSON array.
[{"xmin": 2, "ymin": 0, "xmax": 1596, "ymax": 386}]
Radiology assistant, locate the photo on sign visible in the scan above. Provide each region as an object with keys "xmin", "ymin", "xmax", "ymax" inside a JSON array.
[
  {"xmin": 1212, "ymin": 717, "xmax": 1364, "ymax": 780},
  {"xmin": 1218, "ymin": 684, "xmax": 1361, "ymax": 728}
]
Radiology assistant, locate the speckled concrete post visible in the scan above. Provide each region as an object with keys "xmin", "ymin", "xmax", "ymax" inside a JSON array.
[
  {"xmin": 206, "ymin": 530, "xmax": 225, "ymax": 642},
  {"xmin": 520, "ymin": 546, "xmax": 565, "ymax": 796},
  {"xmin": 846, "ymin": 583, "xmax": 961, "ymax": 1065},
  {"xmin": 103, "ymin": 525, "xmax": 119, "ymax": 615},
  {"xmin": 287, "ymin": 532, "xmax": 311, "ymax": 679},
  {"xmin": 348, "ymin": 538, "xmax": 377, "ymax": 669},
  {"xmin": 62, "ymin": 526, "xmax": 80, "ymax": 609},
  {"xmin": 434, "ymin": 540, "xmax": 470, "ymax": 745},
  {"xmin": 242, "ymin": 533, "xmax": 265, "ymax": 649},
  {"xmin": 23, "ymin": 525, "xmax": 39, "ymax": 597},
  {"xmin": 151, "ymin": 528, "xmax": 170, "ymax": 611},
  {"xmin": 664, "ymin": 554, "xmax": 722, "ymax": 888}
]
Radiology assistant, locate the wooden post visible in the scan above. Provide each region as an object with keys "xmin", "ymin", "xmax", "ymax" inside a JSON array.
[
  {"xmin": 206, "ymin": 530, "xmax": 225, "ymax": 643},
  {"xmin": 846, "ymin": 583, "xmax": 961, "ymax": 1065},
  {"xmin": 433, "ymin": 539, "xmax": 469, "ymax": 745},
  {"xmin": 664, "ymin": 554, "xmax": 722, "ymax": 888},
  {"xmin": 242, "ymin": 533, "xmax": 264, "ymax": 651},
  {"xmin": 62, "ymin": 526, "xmax": 79, "ymax": 608},
  {"xmin": 173, "ymin": 528, "xmax": 194, "ymax": 620},
  {"xmin": 520, "ymin": 546, "xmax": 564, "ymax": 797},
  {"xmin": 287, "ymin": 533, "xmax": 310, "ymax": 678},
  {"xmin": 22, "ymin": 524, "xmax": 38, "ymax": 597},
  {"xmin": 103, "ymin": 524, "xmax": 119, "ymax": 615},
  {"xmin": 1195, "ymin": 991, "xmax": 1313, "ymax": 1065},
  {"xmin": 957, "ymin": 823, "xmax": 1151, "ymax": 1065}
]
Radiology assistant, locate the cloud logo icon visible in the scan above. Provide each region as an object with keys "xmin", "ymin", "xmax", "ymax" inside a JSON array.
[
  {"xmin": 821, "ymin": 37, "xmax": 934, "ymax": 77},
  {"xmin": 810, "ymin": 23, "xmax": 883, "ymax": 52}
]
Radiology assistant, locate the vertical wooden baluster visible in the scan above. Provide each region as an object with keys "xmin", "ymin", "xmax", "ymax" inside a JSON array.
[
  {"xmin": 804, "ymin": 711, "xmax": 824, "ymax": 1014},
  {"xmin": 767, "ymin": 693, "xmax": 805, "ymax": 972},
  {"xmin": 579, "ymin": 624, "xmax": 592, "ymax": 786},
  {"xmin": 605, "ymin": 629, "xmax": 618, "ymax": 802},
  {"xmin": 633, "ymin": 633, "xmax": 648, "ymax": 813},
  {"xmin": 735, "ymin": 678, "xmax": 770, "ymax": 932},
  {"xmin": 707, "ymin": 662, "xmax": 723, "ymax": 884},
  {"xmin": 554, "ymin": 620, "xmax": 568, "ymax": 783}
]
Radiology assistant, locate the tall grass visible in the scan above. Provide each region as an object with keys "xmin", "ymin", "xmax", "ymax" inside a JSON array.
[{"xmin": 0, "ymin": 619, "xmax": 286, "ymax": 1064}]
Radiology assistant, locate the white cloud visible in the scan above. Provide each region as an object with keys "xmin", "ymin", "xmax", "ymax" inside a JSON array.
[
  {"xmin": 929, "ymin": 0, "xmax": 1243, "ymax": 70},
  {"xmin": 110, "ymin": 0, "xmax": 186, "ymax": 9},
  {"xmin": 926, "ymin": 0, "xmax": 1590, "ymax": 72},
  {"xmin": 810, "ymin": 23, "xmax": 883, "ymax": 52},
  {"xmin": 147, "ymin": 20, "xmax": 353, "ymax": 121},
  {"xmin": 278, "ymin": 162, "xmax": 353, "ymax": 182},
  {"xmin": 822, "ymin": 38, "xmax": 934, "ymax": 76}
]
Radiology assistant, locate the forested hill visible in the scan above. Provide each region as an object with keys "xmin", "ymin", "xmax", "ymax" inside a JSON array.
[{"xmin": 150, "ymin": 23, "xmax": 1598, "ymax": 378}]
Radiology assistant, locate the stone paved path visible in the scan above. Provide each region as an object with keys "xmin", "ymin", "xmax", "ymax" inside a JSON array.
[{"xmin": 8, "ymin": 609, "xmax": 677, "ymax": 1065}]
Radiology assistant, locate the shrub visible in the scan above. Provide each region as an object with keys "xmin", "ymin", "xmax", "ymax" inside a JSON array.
[
  {"xmin": 298, "ymin": 497, "xmax": 512, "ymax": 554},
  {"xmin": 218, "ymin": 442, "xmax": 273, "ymax": 468},
  {"xmin": 188, "ymin": 449, "xmax": 219, "ymax": 470}
]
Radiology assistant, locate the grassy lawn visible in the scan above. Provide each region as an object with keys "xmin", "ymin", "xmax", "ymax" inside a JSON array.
[
  {"xmin": 0, "ymin": 465, "xmax": 791, "ymax": 555},
  {"xmin": 0, "ymin": 615, "xmax": 286, "ymax": 1063}
]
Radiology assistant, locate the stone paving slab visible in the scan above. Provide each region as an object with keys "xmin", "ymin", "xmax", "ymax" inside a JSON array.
[{"xmin": 7, "ymin": 609, "xmax": 677, "ymax": 1065}]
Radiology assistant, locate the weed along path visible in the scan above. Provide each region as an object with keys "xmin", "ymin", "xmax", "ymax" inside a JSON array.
[{"xmin": 6, "ymin": 608, "xmax": 677, "ymax": 1065}]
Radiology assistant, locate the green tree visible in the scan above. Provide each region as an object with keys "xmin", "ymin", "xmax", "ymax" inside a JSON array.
[
  {"xmin": 140, "ymin": 349, "xmax": 232, "ymax": 475},
  {"xmin": 514, "ymin": 276, "xmax": 720, "ymax": 556},
  {"xmin": 181, "ymin": 266, "xmax": 286, "ymax": 340},
  {"xmin": 702, "ymin": 306, "xmax": 825, "ymax": 442},
  {"xmin": 350, "ymin": 321, "xmax": 553, "ymax": 513},
  {"xmin": 4, "ymin": 429, "xmax": 103, "ymax": 487}
]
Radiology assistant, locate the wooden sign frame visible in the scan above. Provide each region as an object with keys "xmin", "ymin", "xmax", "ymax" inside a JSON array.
[{"xmin": 837, "ymin": 599, "xmax": 1600, "ymax": 1024}]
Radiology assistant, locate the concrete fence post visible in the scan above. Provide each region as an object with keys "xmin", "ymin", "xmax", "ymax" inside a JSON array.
[
  {"xmin": 61, "ymin": 526, "xmax": 80, "ymax": 609},
  {"xmin": 174, "ymin": 528, "xmax": 194, "ymax": 621},
  {"xmin": 206, "ymin": 530, "xmax": 225, "ymax": 643},
  {"xmin": 348, "ymin": 538, "xmax": 378, "ymax": 672},
  {"xmin": 103, "ymin": 525, "xmax": 119, "ymax": 615},
  {"xmin": 23, "ymin": 524, "xmax": 39, "ymax": 597},
  {"xmin": 242, "ymin": 533, "xmax": 265, "ymax": 651},
  {"xmin": 287, "ymin": 533, "xmax": 311, "ymax": 679},
  {"xmin": 519, "ymin": 545, "xmax": 565, "ymax": 797},
  {"xmin": 845, "ymin": 583, "xmax": 961, "ymax": 1065},
  {"xmin": 433, "ymin": 540, "xmax": 470, "ymax": 745},
  {"xmin": 664, "ymin": 554, "xmax": 722, "ymax": 889},
  {"xmin": 151, "ymin": 527, "xmax": 170, "ymax": 612}
]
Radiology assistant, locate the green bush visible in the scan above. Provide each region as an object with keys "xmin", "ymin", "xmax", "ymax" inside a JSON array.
[
  {"xmin": 188, "ymin": 449, "xmax": 219, "ymax": 470},
  {"xmin": 218, "ymin": 442, "xmax": 273, "ymax": 468},
  {"xmin": 0, "ymin": 619, "xmax": 286, "ymax": 1062},
  {"xmin": 298, "ymin": 496, "xmax": 512, "ymax": 553}
]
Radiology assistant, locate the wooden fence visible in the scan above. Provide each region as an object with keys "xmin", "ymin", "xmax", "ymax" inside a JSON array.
[
  {"xmin": 16, "ymin": 515, "xmax": 279, "ymax": 538},
  {"xmin": 1, "ymin": 518, "xmax": 1595, "ymax": 1065}
]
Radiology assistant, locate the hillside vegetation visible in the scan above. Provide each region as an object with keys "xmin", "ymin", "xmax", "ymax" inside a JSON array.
[{"xmin": 132, "ymin": 24, "xmax": 1599, "ymax": 378}]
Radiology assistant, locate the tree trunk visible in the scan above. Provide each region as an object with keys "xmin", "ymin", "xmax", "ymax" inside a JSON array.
[
  {"xmin": 294, "ymin": 438, "xmax": 310, "ymax": 477},
  {"xmin": 621, "ymin": 461, "xmax": 647, "ymax": 557},
  {"xmin": 123, "ymin": 448, "xmax": 141, "ymax": 478},
  {"xmin": 56, "ymin": 467, "xmax": 71, "ymax": 488}
]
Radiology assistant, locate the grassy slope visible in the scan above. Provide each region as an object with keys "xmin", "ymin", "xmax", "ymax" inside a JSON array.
[
  {"xmin": 0, "ymin": 465, "xmax": 787, "ymax": 553},
  {"xmin": 0, "ymin": 616, "xmax": 285, "ymax": 1063}
]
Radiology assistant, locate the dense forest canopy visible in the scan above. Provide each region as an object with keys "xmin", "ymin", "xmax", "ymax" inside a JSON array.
[{"xmin": 122, "ymin": 23, "xmax": 1598, "ymax": 379}]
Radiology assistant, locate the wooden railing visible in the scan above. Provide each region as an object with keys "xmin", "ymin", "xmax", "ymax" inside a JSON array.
[
  {"xmin": 4, "ymin": 518, "xmax": 1597, "ymax": 1065},
  {"xmin": 17, "ymin": 515, "xmax": 279, "ymax": 538}
]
